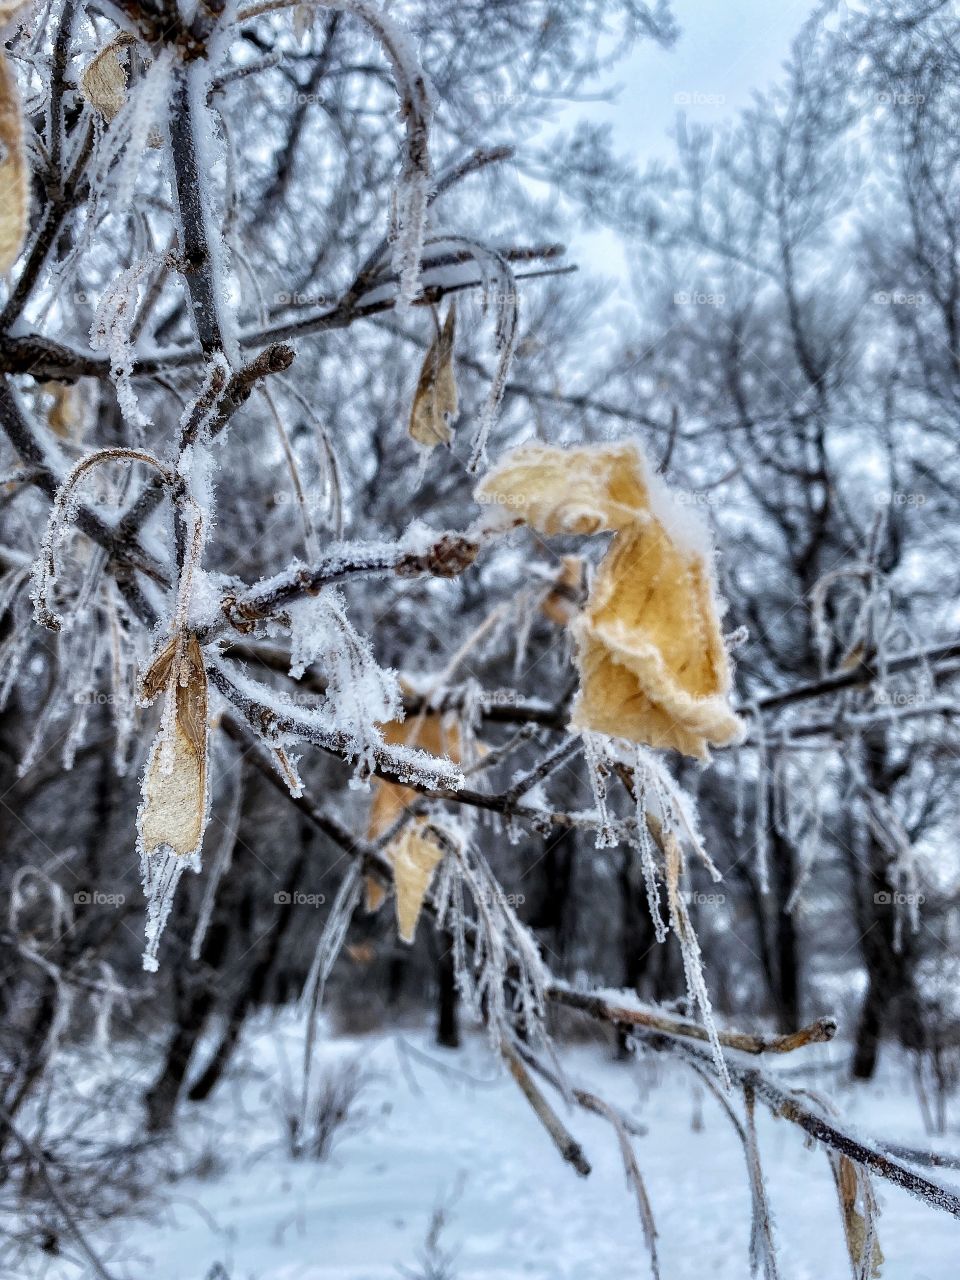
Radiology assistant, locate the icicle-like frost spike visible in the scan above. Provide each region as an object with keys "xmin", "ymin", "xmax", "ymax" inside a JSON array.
[
  {"xmin": 310, "ymin": 1, "xmax": 433, "ymax": 306},
  {"xmin": 475, "ymin": 440, "xmax": 745, "ymax": 757},
  {"xmin": 0, "ymin": 50, "xmax": 28, "ymax": 274},
  {"xmin": 409, "ymin": 304, "xmax": 458, "ymax": 447},
  {"xmin": 90, "ymin": 257, "xmax": 165, "ymax": 430},
  {"xmin": 140, "ymin": 846, "xmax": 198, "ymax": 973},
  {"xmin": 583, "ymin": 731, "xmax": 618, "ymax": 848},
  {"xmin": 662, "ymin": 828, "xmax": 729, "ymax": 1087}
]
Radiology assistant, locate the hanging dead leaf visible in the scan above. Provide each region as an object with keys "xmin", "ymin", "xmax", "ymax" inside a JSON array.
[
  {"xmin": 833, "ymin": 1156, "xmax": 884, "ymax": 1278},
  {"xmin": 0, "ymin": 52, "xmax": 28, "ymax": 275},
  {"xmin": 364, "ymin": 874, "xmax": 387, "ymax": 913},
  {"xmin": 408, "ymin": 305, "xmax": 458, "ymax": 447},
  {"xmin": 368, "ymin": 709, "xmax": 462, "ymax": 838},
  {"xmin": 139, "ymin": 634, "xmax": 209, "ymax": 857},
  {"xmin": 81, "ymin": 35, "xmax": 133, "ymax": 122},
  {"xmin": 541, "ymin": 555, "xmax": 585, "ymax": 626},
  {"xmin": 476, "ymin": 441, "xmax": 744, "ymax": 759},
  {"xmin": 393, "ymin": 824, "xmax": 445, "ymax": 943},
  {"xmin": 292, "ymin": 3, "xmax": 315, "ymax": 43},
  {"xmin": 42, "ymin": 381, "xmax": 84, "ymax": 440}
]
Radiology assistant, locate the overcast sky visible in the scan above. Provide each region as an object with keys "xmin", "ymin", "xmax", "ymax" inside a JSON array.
[
  {"xmin": 604, "ymin": 0, "xmax": 814, "ymax": 160},
  {"xmin": 568, "ymin": 0, "xmax": 815, "ymax": 281}
]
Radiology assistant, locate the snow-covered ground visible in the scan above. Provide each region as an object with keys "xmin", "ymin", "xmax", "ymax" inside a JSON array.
[{"xmin": 52, "ymin": 1013, "xmax": 960, "ymax": 1279}]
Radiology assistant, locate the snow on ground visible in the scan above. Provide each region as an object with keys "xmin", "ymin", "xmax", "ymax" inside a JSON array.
[{"xmin": 59, "ymin": 1013, "xmax": 960, "ymax": 1279}]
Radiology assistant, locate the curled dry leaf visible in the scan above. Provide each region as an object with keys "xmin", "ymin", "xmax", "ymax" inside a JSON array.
[
  {"xmin": 81, "ymin": 35, "xmax": 134, "ymax": 121},
  {"xmin": 0, "ymin": 52, "xmax": 28, "ymax": 275},
  {"xmin": 475, "ymin": 441, "xmax": 745, "ymax": 759},
  {"xmin": 392, "ymin": 824, "xmax": 446, "ymax": 943},
  {"xmin": 138, "ymin": 634, "xmax": 209, "ymax": 858},
  {"xmin": 408, "ymin": 304, "xmax": 458, "ymax": 447}
]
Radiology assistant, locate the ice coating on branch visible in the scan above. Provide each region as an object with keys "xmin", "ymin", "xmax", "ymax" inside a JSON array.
[
  {"xmin": 93, "ymin": 47, "xmax": 173, "ymax": 212},
  {"xmin": 316, "ymin": 1, "xmax": 433, "ymax": 307},
  {"xmin": 184, "ymin": 55, "xmax": 241, "ymax": 363},
  {"xmin": 91, "ymin": 257, "xmax": 164, "ymax": 430}
]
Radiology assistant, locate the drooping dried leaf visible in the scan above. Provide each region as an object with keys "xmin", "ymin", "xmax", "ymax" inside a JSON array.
[
  {"xmin": 408, "ymin": 305, "xmax": 458, "ymax": 447},
  {"xmin": 81, "ymin": 36, "xmax": 132, "ymax": 121},
  {"xmin": 834, "ymin": 1156, "xmax": 884, "ymax": 1278},
  {"xmin": 292, "ymin": 3, "xmax": 315, "ymax": 43},
  {"xmin": 42, "ymin": 381, "xmax": 83, "ymax": 439},
  {"xmin": 364, "ymin": 874, "xmax": 387, "ymax": 913},
  {"xmin": 476, "ymin": 441, "xmax": 744, "ymax": 759},
  {"xmin": 0, "ymin": 52, "xmax": 28, "ymax": 275},
  {"xmin": 393, "ymin": 825, "xmax": 445, "ymax": 943},
  {"xmin": 541, "ymin": 555, "xmax": 585, "ymax": 626},
  {"xmin": 368, "ymin": 710, "xmax": 461, "ymax": 838},
  {"xmin": 139, "ymin": 635, "xmax": 209, "ymax": 858}
]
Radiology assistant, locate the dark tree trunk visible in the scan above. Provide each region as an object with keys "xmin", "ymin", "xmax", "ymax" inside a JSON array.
[
  {"xmin": 435, "ymin": 930, "xmax": 459, "ymax": 1049},
  {"xmin": 143, "ymin": 910, "xmax": 232, "ymax": 1132}
]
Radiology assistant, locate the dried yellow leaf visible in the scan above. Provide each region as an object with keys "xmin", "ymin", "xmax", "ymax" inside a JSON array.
[
  {"xmin": 368, "ymin": 710, "xmax": 461, "ymax": 838},
  {"xmin": 42, "ymin": 381, "xmax": 83, "ymax": 439},
  {"xmin": 408, "ymin": 305, "xmax": 458, "ymax": 448},
  {"xmin": 475, "ymin": 440, "xmax": 647, "ymax": 534},
  {"xmin": 393, "ymin": 825, "xmax": 445, "ymax": 943},
  {"xmin": 364, "ymin": 874, "xmax": 387, "ymax": 913},
  {"xmin": 834, "ymin": 1157, "xmax": 884, "ymax": 1278},
  {"xmin": 0, "ymin": 52, "xmax": 28, "ymax": 275},
  {"xmin": 476, "ymin": 441, "xmax": 744, "ymax": 759},
  {"xmin": 139, "ymin": 635, "xmax": 209, "ymax": 857},
  {"xmin": 81, "ymin": 37, "xmax": 132, "ymax": 121}
]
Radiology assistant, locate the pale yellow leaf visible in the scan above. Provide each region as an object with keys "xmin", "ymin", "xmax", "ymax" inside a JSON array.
[
  {"xmin": 81, "ymin": 36, "xmax": 132, "ymax": 121},
  {"xmin": 139, "ymin": 635, "xmax": 209, "ymax": 857},
  {"xmin": 368, "ymin": 709, "xmax": 461, "ymax": 838},
  {"xmin": 476, "ymin": 440, "xmax": 745, "ymax": 759},
  {"xmin": 364, "ymin": 875, "xmax": 387, "ymax": 913},
  {"xmin": 408, "ymin": 305, "xmax": 458, "ymax": 448},
  {"xmin": 393, "ymin": 826, "xmax": 445, "ymax": 943},
  {"xmin": 0, "ymin": 52, "xmax": 28, "ymax": 275}
]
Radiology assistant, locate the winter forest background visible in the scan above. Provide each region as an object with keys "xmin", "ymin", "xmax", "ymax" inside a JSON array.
[{"xmin": 2, "ymin": 0, "xmax": 960, "ymax": 1276}]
